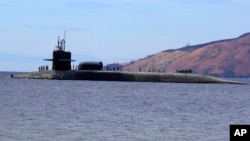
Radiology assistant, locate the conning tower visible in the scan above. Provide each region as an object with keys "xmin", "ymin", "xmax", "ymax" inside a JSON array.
[{"xmin": 45, "ymin": 32, "xmax": 74, "ymax": 70}]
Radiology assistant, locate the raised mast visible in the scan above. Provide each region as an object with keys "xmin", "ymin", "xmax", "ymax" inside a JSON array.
[
  {"xmin": 58, "ymin": 36, "xmax": 60, "ymax": 49},
  {"xmin": 64, "ymin": 31, "xmax": 66, "ymax": 51}
]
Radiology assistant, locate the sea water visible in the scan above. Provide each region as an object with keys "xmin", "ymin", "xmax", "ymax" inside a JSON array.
[{"xmin": 0, "ymin": 72, "xmax": 250, "ymax": 141}]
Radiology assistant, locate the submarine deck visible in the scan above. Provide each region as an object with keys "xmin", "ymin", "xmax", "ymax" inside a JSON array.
[{"xmin": 12, "ymin": 70, "xmax": 244, "ymax": 84}]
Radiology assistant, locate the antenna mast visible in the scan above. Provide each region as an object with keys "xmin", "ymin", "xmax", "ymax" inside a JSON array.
[
  {"xmin": 58, "ymin": 36, "xmax": 60, "ymax": 49},
  {"xmin": 64, "ymin": 31, "xmax": 66, "ymax": 51}
]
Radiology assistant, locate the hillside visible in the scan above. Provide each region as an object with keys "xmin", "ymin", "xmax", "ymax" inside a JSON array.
[{"xmin": 122, "ymin": 33, "xmax": 250, "ymax": 77}]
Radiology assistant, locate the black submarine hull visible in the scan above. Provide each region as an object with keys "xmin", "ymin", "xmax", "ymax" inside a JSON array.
[{"xmin": 13, "ymin": 70, "xmax": 243, "ymax": 84}]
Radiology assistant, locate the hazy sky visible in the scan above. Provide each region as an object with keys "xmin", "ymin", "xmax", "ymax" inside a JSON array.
[{"xmin": 1, "ymin": 0, "xmax": 250, "ymax": 71}]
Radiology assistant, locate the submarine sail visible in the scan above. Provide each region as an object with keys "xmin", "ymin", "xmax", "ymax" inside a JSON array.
[{"xmin": 44, "ymin": 33, "xmax": 75, "ymax": 71}]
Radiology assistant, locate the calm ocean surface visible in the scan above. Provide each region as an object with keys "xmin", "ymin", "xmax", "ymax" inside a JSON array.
[{"xmin": 0, "ymin": 72, "xmax": 250, "ymax": 141}]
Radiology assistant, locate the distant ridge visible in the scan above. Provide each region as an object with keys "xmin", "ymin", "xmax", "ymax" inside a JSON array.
[
  {"xmin": 164, "ymin": 32, "xmax": 250, "ymax": 52},
  {"xmin": 122, "ymin": 33, "xmax": 250, "ymax": 77},
  {"xmin": 238, "ymin": 32, "xmax": 250, "ymax": 38}
]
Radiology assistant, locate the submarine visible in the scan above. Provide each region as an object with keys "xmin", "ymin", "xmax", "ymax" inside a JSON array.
[{"xmin": 13, "ymin": 34, "xmax": 243, "ymax": 84}]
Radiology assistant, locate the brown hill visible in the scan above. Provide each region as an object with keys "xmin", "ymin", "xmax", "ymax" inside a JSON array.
[{"xmin": 122, "ymin": 33, "xmax": 250, "ymax": 77}]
